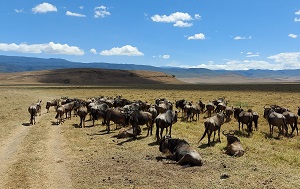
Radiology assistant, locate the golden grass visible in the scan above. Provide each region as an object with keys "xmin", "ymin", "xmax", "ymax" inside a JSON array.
[{"xmin": 0, "ymin": 84, "xmax": 300, "ymax": 188}]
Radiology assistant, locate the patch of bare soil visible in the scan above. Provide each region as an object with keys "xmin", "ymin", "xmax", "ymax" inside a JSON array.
[{"xmin": 0, "ymin": 68, "xmax": 184, "ymax": 85}]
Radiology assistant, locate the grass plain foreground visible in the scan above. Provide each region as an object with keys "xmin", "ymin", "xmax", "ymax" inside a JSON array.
[{"xmin": 0, "ymin": 84, "xmax": 300, "ymax": 189}]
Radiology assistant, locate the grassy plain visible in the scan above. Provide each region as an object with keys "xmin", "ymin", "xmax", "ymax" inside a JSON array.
[{"xmin": 0, "ymin": 83, "xmax": 300, "ymax": 189}]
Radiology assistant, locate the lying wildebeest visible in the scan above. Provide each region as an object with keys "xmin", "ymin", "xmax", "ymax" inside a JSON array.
[
  {"xmin": 282, "ymin": 111, "xmax": 298, "ymax": 136},
  {"xmin": 155, "ymin": 110, "xmax": 178, "ymax": 142},
  {"xmin": 236, "ymin": 109, "xmax": 253, "ymax": 136},
  {"xmin": 28, "ymin": 100, "xmax": 42, "ymax": 125},
  {"xmin": 45, "ymin": 99, "xmax": 60, "ymax": 113},
  {"xmin": 199, "ymin": 113, "xmax": 225, "ymax": 146},
  {"xmin": 264, "ymin": 107, "xmax": 288, "ymax": 137},
  {"xmin": 222, "ymin": 130, "xmax": 244, "ymax": 157},
  {"xmin": 117, "ymin": 126, "xmax": 142, "ymax": 139},
  {"xmin": 159, "ymin": 135, "xmax": 203, "ymax": 166},
  {"xmin": 55, "ymin": 106, "xmax": 65, "ymax": 125}
]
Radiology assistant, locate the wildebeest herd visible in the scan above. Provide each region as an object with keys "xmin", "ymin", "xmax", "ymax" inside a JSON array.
[{"xmin": 28, "ymin": 96, "xmax": 299, "ymax": 166}]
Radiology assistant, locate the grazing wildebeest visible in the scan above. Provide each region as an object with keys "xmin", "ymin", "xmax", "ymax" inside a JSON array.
[
  {"xmin": 282, "ymin": 111, "xmax": 298, "ymax": 136},
  {"xmin": 204, "ymin": 102, "xmax": 215, "ymax": 117},
  {"xmin": 155, "ymin": 110, "xmax": 178, "ymax": 142},
  {"xmin": 236, "ymin": 109, "xmax": 253, "ymax": 136},
  {"xmin": 45, "ymin": 99, "xmax": 60, "ymax": 113},
  {"xmin": 105, "ymin": 108, "xmax": 129, "ymax": 133},
  {"xmin": 77, "ymin": 105, "xmax": 88, "ymax": 128},
  {"xmin": 264, "ymin": 107, "xmax": 288, "ymax": 137},
  {"xmin": 28, "ymin": 100, "xmax": 42, "ymax": 125},
  {"xmin": 55, "ymin": 106, "xmax": 65, "ymax": 125},
  {"xmin": 222, "ymin": 130, "xmax": 244, "ymax": 157},
  {"xmin": 159, "ymin": 136, "xmax": 203, "ymax": 166},
  {"xmin": 199, "ymin": 113, "xmax": 225, "ymax": 146},
  {"xmin": 130, "ymin": 110, "xmax": 154, "ymax": 137}
]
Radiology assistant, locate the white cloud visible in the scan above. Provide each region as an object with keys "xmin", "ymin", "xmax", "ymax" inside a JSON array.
[
  {"xmin": 151, "ymin": 12, "xmax": 199, "ymax": 27},
  {"xmin": 288, "ymin": 33, "xmax": 298, "ymax": 38},
  {"xmin": 0, "ymin": 42, "xmax": 84, "ymax": 55},
  {"xmin": 174, "ymin": 21, "xmax": 193, "ymax": 27},
  {"xmin": 90, "ymin": 48, "xmax": 97, "ymax": 54},
  {"xmin": 268, "ymin": 52, "xmax": 300, "ymax": 68},
  {"xmin": 234, "ymin": 36, "xmax": 252, "ymax": 40},
  {"xmin": 94, "ymin": 6, "xmax": 111, "ymax": 18},
  {"xmin": 294, "ymin": 17, "xmax": 300, "ymax": 22},
  {"xmin": 246, "ymin": 52, "xmax": 259, "ymax": 58},
  {"xmin": 187, "ymin": 33, "xmax": 205, "ymax": 40},
  {"xmin": 66, "ymin": 11, "xmax": 86, "ymax": 17},
  {"xmin": 100, "ymin": 45, "xmax": 144, "ymax": 56},
  {"xmin": 32, "ymin": 3, "xmax": 57, "ymax": 14},
  {"xmin": 14, "ymin": 9, "xmax": 24, "ymax": 13},
  {"xmin": 79, "ymin": 6, "xmax": 84, "ymax": 10},
  {"xmin": 159, "ymin": 55, "xmax": 170, "ymax": 59},
  {"xmin": 295, "ymin": 10, "xmax": 300, "ymax": 15}
]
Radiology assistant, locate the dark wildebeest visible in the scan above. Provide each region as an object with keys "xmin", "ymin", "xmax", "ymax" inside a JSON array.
[
  {"xmin": 236, "ymin": 109, "xmax": 253, "ymax": 136},
  {"xmin": 45, "ymin": 99, "xmax": 60, "ymax": 113},
  {"xmin": 129, "ymin": 110, "xmax": 154, "ymax": 137},
  {"xmin": 263, "ymin": 107, "xmax": 288, "ymax": 137},
  {"xmin": 215, "ymin": 102, "xmax": 227, "ymax": 113},
  {"xmin": 159, "ymin": 136, "xmax": 203, "ymax": 166},
  {"xmin": 55, "ymin": 106, "xmax": 65, "ymax": 125},
  {"xmin": 184, "ymin": 102, "xmax": 201, "ymax": 122},
  {"xmin": 282, "ymin": 111, "xmax": 298, "ymax": 136},
  {"xmin": 175, "ymin": 99, "xmax": 187, "ymax": 117},
  {"xmin": 199, "ymin": 113, "xmax": 225, "ymax": 146},
  {"xmin": 105, "ymin": 108, "xmax": 129, "ymax": 133},
  {"xmin": 298, "ymin": 107, "xmax": 300, "ymax": 117},
  {"xmin": 222, "ymin": 130, "xmax": 244, "ymax": 157},
  {"xmin": 90, "ymin": 103, "xmax": 109, "ymax": 126},
  {"xmin": 225, "ymin": 106, "xmax": 234, "ymax": 122},
  {"xmin": 77, "ymin": 105, "xmax": 88, "ymax": 128},
  {"xmin": 155, "ymin": 110, "xmax": 178, "ymax": 142},
  {"xmin": 204, "ymin": 102, "xmax": 215, "ymax": 117},
  {"xmin": 252, "ymin": 111, "xmax": 259, "ymax": 131},
  {"xmin": 28, "ymin": 100, "xmax": 42, "ymax": 125}
]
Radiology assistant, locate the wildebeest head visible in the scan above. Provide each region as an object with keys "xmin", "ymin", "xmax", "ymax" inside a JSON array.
[
  {"xmin": 222, "ymin": 130, "xmax": 240, "ymax": 145},
  {"xmin": 159, "ymin": 135, "xmax": 189, "ymax": 154}
]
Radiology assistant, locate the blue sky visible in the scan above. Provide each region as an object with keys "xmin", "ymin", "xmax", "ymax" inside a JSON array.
[{"xmin": 0, "ymin": 0, "xmax": 299, "ymax": 70}]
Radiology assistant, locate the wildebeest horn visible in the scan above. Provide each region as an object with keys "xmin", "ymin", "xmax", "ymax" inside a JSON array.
[{"xmin": 222, "ymin": 130, "xmax": 229, "ymax": 136}]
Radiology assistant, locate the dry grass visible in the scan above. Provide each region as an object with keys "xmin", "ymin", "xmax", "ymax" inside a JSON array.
[{"xmin": 0, "ymin": 84, "xmax": 300, "ymax": 189}]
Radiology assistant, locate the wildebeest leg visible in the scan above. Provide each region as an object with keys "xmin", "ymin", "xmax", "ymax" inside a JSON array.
[
  {"xmin": 156, "ymin": 125, "xmax": 160, "ymax": 142},
  {"xmin": 207, "ymin": 131, "xmax": 212, "ymax": 146},
  {"xmin": 217, "ymin": 129, "xmax": 221, "ymax": 143},
  {"xmin": 106, "ymin": 122, "xmax": 110, "ymax": 133},
  {"xmin": 169, "ymin": 125, "xmax": 172, "ymax": 137}
]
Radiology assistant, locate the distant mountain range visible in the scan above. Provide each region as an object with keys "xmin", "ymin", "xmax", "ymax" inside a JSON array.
[{"xmin": 0, "ymin": 55, "xmax": 299, "ymax": 82}]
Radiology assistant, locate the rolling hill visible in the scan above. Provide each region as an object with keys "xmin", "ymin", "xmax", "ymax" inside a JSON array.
[{"xmin": 1, "ymin": 55, "xmax": 300, "ymax": 83}]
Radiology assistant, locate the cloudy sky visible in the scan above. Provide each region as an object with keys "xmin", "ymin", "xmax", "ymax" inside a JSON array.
[{"xmin": 0, "ymin": 0, "xmax": 299, "ymax": 70}]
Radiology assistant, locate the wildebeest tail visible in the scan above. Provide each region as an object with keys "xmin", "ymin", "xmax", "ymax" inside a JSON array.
[{"xmin": 198, "ymin": 127, "xmax": 208, "ymax": 143}]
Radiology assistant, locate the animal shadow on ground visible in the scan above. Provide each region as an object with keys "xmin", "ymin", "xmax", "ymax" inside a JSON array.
[
  {"xmin": 261, "ymin": 131, "xmax": 281, "ymax": 140},
  {"xmin": 198, "ymin": 142, "xmax": 217, "ymax": 149},
  {"xmin": 234, "ymin": 130, "xmax": 252, "ymax": 138},
  {"xmin": 22, "ymin": 123, "xmax": 30, "ymax": 126},
  {"xmin": 148, "ymin": 141, "xmax": 158, "ymax": 146},
  {"xmin": 72, "ymin": 123, "xmax": 94, "ymax": 128},
  {"xmin": 116, "ymin": 135, "xmax": 148, "ymax": 146}
]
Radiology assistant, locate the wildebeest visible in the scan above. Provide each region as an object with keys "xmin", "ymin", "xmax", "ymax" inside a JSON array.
[
  {"xmin": 264, "ymin": 107, "xmax": 288, "ymax": 137},
  {"xmin": 298, "ymin": 107, "xmax": 300, "ymax": 117},
  {"xmin": 236, "ymin": 109, "xmax": 253, "ymax": 136},
  {"xmin": 225, "ymin": 106, "xmax": 234, "ymax": 122},
  {"xmin": 183, "ymin": 102, "xmax": 201, "ymax": 122},
  {"xmin": 77, "ymin": 105, "xmax": 88, "ymax": 128},
  {"xmin": 45, "ymin": 99, "xmax": 60, "ymax": 113},
  {"xmin": 28, "ymin": 100, "xmax": 42, "ymax": 125},
  {"xmin": 215, "ymin": 102, "xmax": 227, "ymax": 113},
  {"xmin": 90, "ymin": 103, "xmax": 109, "ymax": 126},
  {"xmin": 199, "ymin": 113, "xmax": 225, "ymax": 146},
  {"xmin": 175, "ymin": 99, "xmax": 187, "ymax": 116},
  {"xmin": 55, "ymin": 106, "xmax": 65, "ymax": 125},
  {"xmin": 105, "ymin": 108, "xmax": 129, "ymax": 133},
  {"xmin": 159, "ymin": 136, "xmax": 203, "ymax": 166},
  {"xmin": 252, "ymin": 111, "xmax": 259, "ymax": 131},
  {"xmin": 117, "ymin": 126, "xmax": 142, "ymax": 138},
  {"xmin": 62, "ymin": 101, "xmax": 75, "ymax": 119},
  {"xmin": 155, "ymin": 110, "xmax": 178, "ymax": 142},
  {"xmin": 222, "ymin": 130, "xmax": 244, "ymax": 157},
  {"xmin": 282, "ymin": 111, "xmax": 298, "ymax": 136},
  {"xmin": 129, "ymin": 110, "xmax": 154, "ymax": 137},
  {"xmin": 204, "ymin": 102, "xmax": 215, "ymax": 117}
]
